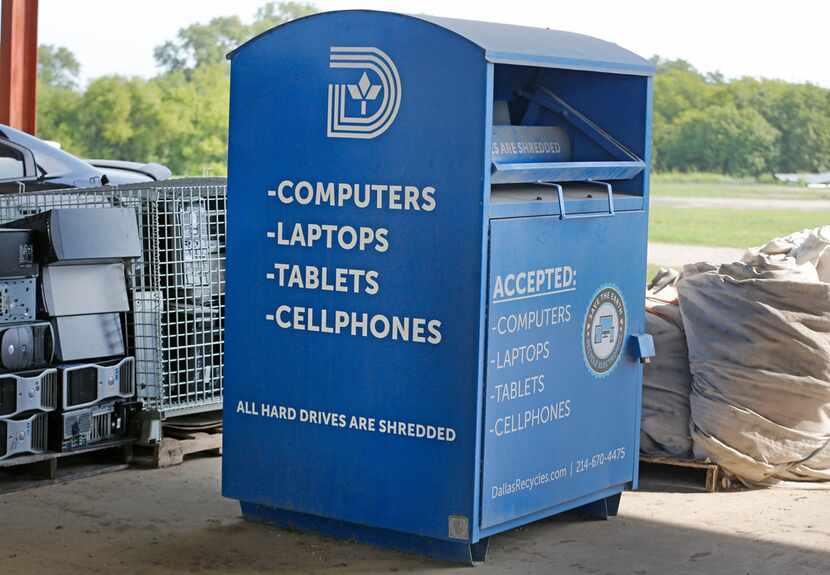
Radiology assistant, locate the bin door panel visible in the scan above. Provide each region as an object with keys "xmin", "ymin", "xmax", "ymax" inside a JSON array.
[{"xmin": 481, "ymin": 213, "xmax": 645, "ymax": 530}]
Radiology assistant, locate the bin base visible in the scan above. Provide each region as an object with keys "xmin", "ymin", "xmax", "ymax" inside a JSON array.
[
  {"xmin": 240, "ymin": 502, "xmax": 490, "ymax": 564},
  {"xmin": 576, "ymin": 493, "xmax": 621, "ymax": 520}
]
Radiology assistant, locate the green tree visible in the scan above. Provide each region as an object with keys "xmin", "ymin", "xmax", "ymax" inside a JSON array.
[
  {"xmin": 146, "ymin": 2, "xmax": 317, "ymax": 174},
  {"xmin": 726, "ymin": 79, "xmax": 830, "ymax": 172},
  {"xmin": 652, "ymin": 58, "xmax": 718, "ymax": 123},
  {"xmin": 660, "ymin": 105, "xmax": 779, "ymax": 176},
  {"xmin": 250, "ymin": 2, "xmax": 316, "ymax": 35},
  {"xmin": 651, "ymin": 110, "xmax": 670, "ymax": 171},
  {"xmin": 150, "ymin": 64, "xmax": 231, "ymax": 175},
  {"xmin": 651, "ymin": 57, "xmax": 722, "ymax": 171},
  {"xmin": 38, "ymin": 45, "xmax": 81, "ymax": 90},
  {"xmin": 154, "ymin": 2, "xmax": 315, "ymax": 73},
  {"xmin": 36, "ymin": 12, "xmax": 828, "ymax": 179},
  {"xmin": 154, "ymin": 16, "xmax": 250, "ymax": 74},
  {"xmin": 651, "ymin": 57, "xmax": 830, "ymax": 175},
  {"xmin": 73, "ymin": 75, "xmax": 167, "ymax": 162},
  {"xmin": 784, "ymin": 108, "xmax": 830, "ymax": 173},
  {"xmin": 34, "ymin": 4, "xmax": 319, "ymax": 173},
  {"xmin": 36, "ymin": 45, "xmax": 82, "ymax": 149},
  {"xmin": 36, "ymin": 85, "xmax": 81, "ymax": 150}
]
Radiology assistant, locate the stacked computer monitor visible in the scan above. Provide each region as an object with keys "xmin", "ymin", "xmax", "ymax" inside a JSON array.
[
  {"xmin": 0, "ymin": 229, "xmax": 53, "ymax": 460},
  {"xmin": 0, "ymin": 208, "xmax": 142, "ymax": 460}
]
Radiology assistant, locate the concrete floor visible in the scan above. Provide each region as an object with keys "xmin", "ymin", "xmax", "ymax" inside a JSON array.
[{"xmin": 1, "ymin": 456, "xmax": 829, "ymax": 575}]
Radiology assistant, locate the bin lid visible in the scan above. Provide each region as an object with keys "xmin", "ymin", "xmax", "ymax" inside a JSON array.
[
  {"xmin": 228, "ymin": 11, "xmax": 655, "ymax": 76},
  {"xmin": 418, "ymin": 15, "xmax": 654, "ymax": 75}
]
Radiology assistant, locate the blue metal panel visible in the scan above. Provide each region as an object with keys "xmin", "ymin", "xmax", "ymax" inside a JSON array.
[
  {"xmin": 491, "ymin": 126, "xmax": 572, "ymax": 163},
  {"xmin": 242, "ymin": 502, "xmax": 490, "ymax": 564},
  {"xmin": 416, "ymin": 15, "xmax": 654, "ymax": 75},
  {"xmin": 520, "ymin": 86, "xmax": 642, "ymax": 163},
  {"xmin": 481, "ymin": 212, "xmax": 645, "ymax": 529},
  {"xmin": 223, "ymin": 9, "xmax": 653, "ymax": 561},
  {"xmin": 223, "ymin": 11, "xmax": 487, "ymax": 543},
  {"xmin": 478, "ymin": 486, "xmax": 624, "ymax": 538},
  {"xmin": 230, "ymin": 13, "xmax": 655, "ymax": 77},
  {"xmin": 490, "ymin": 161, "xmax": 645, "ymax": 184},
  {"xmin": 534, "ymin": 69, "xmax": 650, "ymax": 167},
  {"xmin": 633, "ymin": 334, "xmax": 656, "ymax": 361},
  {"xmin": 487, "ymin": 66, "xmax": 650, "ymax": 186},
  {"xmin": 488, "ymin": 193, "xmax": 643, "ymax": 220},
  {"xmin": 471, "ymin": 61, "xmax": 496, "ymax": 543},
  {"xmin": 629, "ymin": 75, "xmax": 654, "ymax": 489}
]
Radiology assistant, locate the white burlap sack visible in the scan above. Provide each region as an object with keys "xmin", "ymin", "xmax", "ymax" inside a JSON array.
[
  {"xmin": 745, "ymin": 225, "xmax": 830, "ymax": 282},
  {"xmin": 642, "ymin": 302, "xmax": 693, "ymax": 458},
  {"xmin": 641, "ymin": 269, "xmax": 694, "ymax": 458},
  {"xmin": 679, "ymin": 245, "xmax": 830, "ymax": 485}
]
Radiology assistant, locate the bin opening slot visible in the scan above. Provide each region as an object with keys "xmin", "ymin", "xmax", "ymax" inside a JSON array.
[
  {"xmin": 520, "ymin": 86, "xmax": 641, "ymax": 163},
  {"xmin": 490, "ymin": 87, "xmax": 645, "ymax": 185}
]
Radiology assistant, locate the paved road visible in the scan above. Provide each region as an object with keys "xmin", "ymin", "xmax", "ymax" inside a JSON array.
[
  {"xmin": 1, "ymin": 457, "xmax": 829, "ymax": 574},
  {"xmin": 648, "ymin": 242, "xmax": 745, "ymax": 269},
  {"xmin": 653, "ymin": 196, "xmax": 830, "ymax": 212}
]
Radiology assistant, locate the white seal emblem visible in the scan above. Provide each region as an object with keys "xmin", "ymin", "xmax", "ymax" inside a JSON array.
[{"xmin": 583, "ymin": 286, "xmax": 626, "ymax": 376}]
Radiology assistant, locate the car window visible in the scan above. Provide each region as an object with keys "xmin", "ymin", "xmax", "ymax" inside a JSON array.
[
  {"xmin": 27, "ymin": 138, "xmax": 96, "ymax": 179},
  {"xmin": 1, "ymin": 125, "xmax": 98, "ymax": 179},
  {"xmin": 0, "ymin": 143, "xmax": 25, "ymax": 180},
  {"xmin": 31, "ymin": 145, "xmax": 81, "ymax": 178}
]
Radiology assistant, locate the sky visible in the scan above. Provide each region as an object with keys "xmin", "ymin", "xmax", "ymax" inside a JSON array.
[{"xmin": 38, "ymin": 0, "xmax": 829, "ymax": 87}]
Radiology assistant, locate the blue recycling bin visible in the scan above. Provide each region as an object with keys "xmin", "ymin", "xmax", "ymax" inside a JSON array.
[{"xmin": 223, "ymin": 11, "xmax": 655, "ymax": 563}]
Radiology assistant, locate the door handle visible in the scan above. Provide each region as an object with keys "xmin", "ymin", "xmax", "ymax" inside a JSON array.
[{"xmin": 539, "ymin": 181, "xmax": 615, "ymax": 220}]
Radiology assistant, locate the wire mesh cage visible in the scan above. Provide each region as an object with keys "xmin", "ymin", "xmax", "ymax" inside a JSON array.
[{"xmin": 0, "ymin": 178, "xmax": 227, "ymax": 418}]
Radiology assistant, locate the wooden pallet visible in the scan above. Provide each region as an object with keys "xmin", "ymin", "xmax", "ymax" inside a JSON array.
[
  {"xmin": 133, "ymin": 430, "xmax": 222, "ymax": 468},
  {"xmin": 639, "ymin": 455, "xmax": 736, "ymax": 492},
  {"xmin": 0, "ymin": 439, "xmax": 134, "ymax": 494}
]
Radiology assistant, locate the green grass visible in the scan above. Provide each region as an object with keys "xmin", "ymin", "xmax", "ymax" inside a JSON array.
[
  {"xmin": 649, "ymin": 206, "xmax": 830, "ymax": 248},
  {"xmin": 652, "ymin": 180, "xmax": 830, "ymax": 200},
  {"xmin": 652, "ymin": 172, "xmax": 757, "ymax": 184},
  {"xmin": 651, "ymin": 171, "xmax": 830, "ymax": 200}
]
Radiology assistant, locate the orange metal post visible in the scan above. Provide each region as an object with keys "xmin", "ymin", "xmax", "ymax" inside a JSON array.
[{"xmin": 0, "ymin": 0, "xmax": 39, "ymax": 134}]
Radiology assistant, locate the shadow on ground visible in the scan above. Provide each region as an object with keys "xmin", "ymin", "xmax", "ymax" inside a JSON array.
[
  {"xmin": 1, "ymin": 457, "xmax": 828, "ymax": 575},
  {"xmin": 126, "ymin": 510, "xmax": 830, "ymax": 575}
]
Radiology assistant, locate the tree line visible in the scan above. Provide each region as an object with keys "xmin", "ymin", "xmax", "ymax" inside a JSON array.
[
  {"xmin": 34, "ymin": 4, "xmax": 830, "ymax": 177},
  {"xmin": 36, "ymin": 2, "xmax": 314, "ymax": 177},
  {"xmin": 652, "ymin": 57, "xmax": 830, "ymax": 176}
]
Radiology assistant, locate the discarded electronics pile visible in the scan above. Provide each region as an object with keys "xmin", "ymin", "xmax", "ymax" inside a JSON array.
[
  {"xmin": 641, "ymin": 226, "xmax": 830, "ymax": 486},
  {"xmin": 0, "ymin": 180, "xmax": 227, "ymax": 425},
  {"xmin": 0, "ymin": 208, "xmax": 140, "ymax": 462}
]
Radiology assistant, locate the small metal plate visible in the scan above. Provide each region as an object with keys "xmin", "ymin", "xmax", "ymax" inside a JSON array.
[
  {"xmin": 0, "ymin": 277, "xmax": 35, "ymax": 324},
  {"xmin": 448, "ymin": 515, "xmax": 469, "ymax": 540}
]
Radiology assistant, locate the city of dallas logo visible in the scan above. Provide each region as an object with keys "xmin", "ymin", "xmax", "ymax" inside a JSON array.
[{"xmin": 326, "ymin": 47, "xmax": 401, "ymax": 139}]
